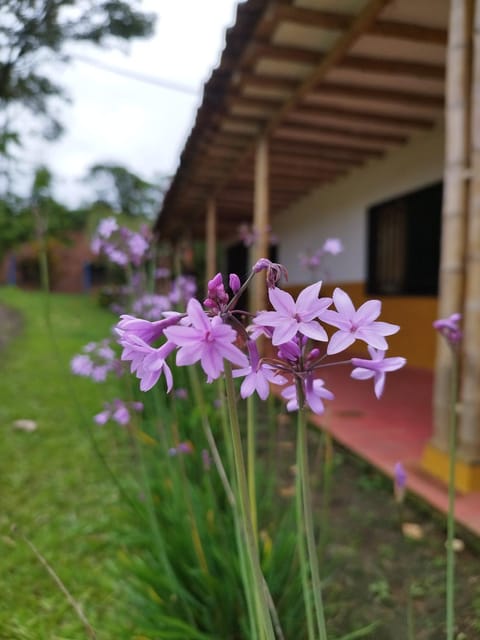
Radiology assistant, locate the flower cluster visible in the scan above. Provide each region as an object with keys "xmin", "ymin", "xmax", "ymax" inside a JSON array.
[
  {"xmin": 238, "ymin": 223, "xmax": 278, "ymax": 248},
  {"xmin": 115, "ymin": 259, "xmax": 406, "ymax": 415},
  {"xmin": 299, "ymin": 237, "xmax": 343, "ymax": 279},
  {"xmin": 91, "ymin": 217, "xmax": 151, "ymax": 267},
  {"xmin": 71, "ymin": 339, "xmax": 123, "ymax": 381},
  {"xmin": 94, "ymin": 399, "xmax": 143, "ymax": 426}
]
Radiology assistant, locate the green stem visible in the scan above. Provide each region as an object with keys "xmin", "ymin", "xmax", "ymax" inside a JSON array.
[
  {"xmin": 191, "ymin": 372, "xmax": 257, "ymax": 639},
  {"xmin": 224, "ymin": 363, "xmax": 276, "ymax": 640},
  {"xmin": 446, "ymin": 355, "xmax": 458, "ymax": 640},
  {"xmin": 247, "ymin": 394, "xmax": 258, "ymax": 548},
  {"xmin": 295, "ymin": 428, "xmax": 316, "ymax": 640},
  {"xmin": 296, "ymin": 382, "xmax": 328, "ymax": 640}
]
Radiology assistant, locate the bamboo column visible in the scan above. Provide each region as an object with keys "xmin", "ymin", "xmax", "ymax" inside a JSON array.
[
  {"xmin": 458, "ymin": 0, "xmax": 480, "ymax": 462},
  {"xmin": 432, "ymin": 0, "xmax": 473, "ymax": 451},
  {"xmin": 250, "ymin": 135, "xmax": 270, "ymax": 313},
  {"xmin": 205, "ymin": 197, "xmax": 217, "ymax": 286}
]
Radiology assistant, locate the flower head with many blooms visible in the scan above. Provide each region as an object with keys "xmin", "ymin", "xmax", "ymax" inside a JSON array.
[{"xmin": 114, "ymin": 259, "xmax": 406, "ymax": 415}]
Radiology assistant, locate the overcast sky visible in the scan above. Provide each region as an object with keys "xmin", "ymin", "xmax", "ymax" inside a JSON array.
[{"xmin": 16, "ymin": 0, "xmax": 243, "ymax": 206}]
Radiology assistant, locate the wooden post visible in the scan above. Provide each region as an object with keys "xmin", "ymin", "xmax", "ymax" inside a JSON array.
[
  {"xmin": 205, "ymin": 197, "xmax": 217, "ymax": 286},
  {"xmin": 251, "ymin": 135, "xmax": 269, "ymax": 313},
  {"xmin": 458, "ymin": 0, "xmax": 480, "ymax": 462},
  {"xmin": 432, "ymin": 0, "xmax": 473, "ymax": 451}
]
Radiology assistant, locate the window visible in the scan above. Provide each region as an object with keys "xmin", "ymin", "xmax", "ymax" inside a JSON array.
[{"xmin": 367, "ymin": 181, "xmax": 442, "ymax": 296}]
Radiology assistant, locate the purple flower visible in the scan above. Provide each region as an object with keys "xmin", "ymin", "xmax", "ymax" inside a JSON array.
[
  {"xmin": 116, "ymin": 313, "xmax": 181, "ymax": 345},
  {"xmin": 281, "ymin": 376, "xmax": 334, "ymax": 415},
  {"xmin": 168, "ymin": 441, "xmax": 194, "ymax": 456},
  {"xmin": 323, "ymin": 288, "xmax": 399, "ymax": 355},
  {"xmin": 94, "ymin": 410, "xmax": 110, "ymax": 425},
  {"xmin": 71, "ymin": 354, "xmax": 93, "ymax": 377},
  {"xmin": 233, "ymin": 340, "xmax": 286, "ymax": 400},
  {"xmin": 119, "ymin": 333, "xmax": 175, "ymax": 392},
  {"xmin": 254, "ymin": 282, "xmax": 331, "ymax": 346},
  {"xmin": 97, "ymin": 217, "xmax": 118, "ymax": 238},
  {"xmin": 394, "ymin": 461, "xmax": 407, "ymax": 503},
  {"xmin": 252, "ymin": 259, "xmax": 288, "ymax": 288},
  {"xmin": 229, "ymin": 273, "xmax": 241, "ymax": 294},
  {"xmin": 351, "ymin": 347, "xmax": 406, "ymax": 398},
  {"xmin": 93, "ymin": 399, "xmax": 143, "ymax": 427},
  {"xmin": 322, "ymin": 238, "xmax": 343, "ymax": 255},
  {"xmin": 71, "ymin": 339, "xmax": 122, "ymax": 381},
  {"xmin": 433, "ymin": 313, "xmax": 462, "ymax": 346},
  {"xmin": 164, "ymin": 298, "xmax": 248, "ymax": 383},
  {"xmin": 394, "ymin": 461, "xmax": 407, "ymax": 489}
]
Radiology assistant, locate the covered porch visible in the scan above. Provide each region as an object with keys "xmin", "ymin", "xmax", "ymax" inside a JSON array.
[{"xmin": 154, "ymin": 0, "xmax": 480, "ymax": 512}]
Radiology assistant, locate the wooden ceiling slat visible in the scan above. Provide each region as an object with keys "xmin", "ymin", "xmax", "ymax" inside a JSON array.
[
  {"xmin": 272, "ymin": 5, "xmax": 447, "ymax": 45},
  {"xmin": 249, "ymin": 42, "xmax": 445, "ymax": 81},
  {"xmin": 288, "ymin": 103, "xmax": 434, "ymax": 130},
  {"xmin": 277, "ymin": 121, "xmax": 406, "ymax": 144},
  {"xmin": 269, "ymin": 140, "xmax": 381, "ymax": 160},
  {"xmin": 307, "ymin": 81, "xmax": 444, "ymax": 108},
  {"xmin": 270, "ymin": 155, "xmax": 348, "ymax": 168},
  {"xmin": 341, "ymin": 55, "xmax": 445, "ymax": 79}
]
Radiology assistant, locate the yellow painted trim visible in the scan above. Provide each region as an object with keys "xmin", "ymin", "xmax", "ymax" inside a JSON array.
[{"xmin": 421, "ymin": 443, "xmax": 480, "ymax": 492}]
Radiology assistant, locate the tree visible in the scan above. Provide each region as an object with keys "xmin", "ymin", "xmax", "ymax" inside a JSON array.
[
  {"xmin": 0, "ymin": 0, "xmax": 155, "ymax": 141},
  {"xmin": 0, "ymin": 165, "xmax": 88, "ymax": 256},
  {"xmin": 86, "ymin": 162, "xmax": 165, "ymax": 219}
]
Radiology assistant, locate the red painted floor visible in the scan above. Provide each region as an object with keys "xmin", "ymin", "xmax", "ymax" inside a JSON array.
[{"xmin": 309, "ymin": 364, "xmax": 480, "ymax": 537}]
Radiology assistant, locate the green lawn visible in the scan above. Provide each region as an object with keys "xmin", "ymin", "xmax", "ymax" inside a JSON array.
[{"xmin": 0, "ymin": 287, "xmax": 129, "ymax": 640}]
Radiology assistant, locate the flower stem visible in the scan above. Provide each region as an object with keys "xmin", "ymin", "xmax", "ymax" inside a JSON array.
[
  {"xmin": 295, "ymin": 435, "xmax": 316, "ymax": 640},
  {"xmin": 247, "ymin": 394, "xmax": 258, "ymax": 548},
  {"xmin": 446, "ymin": 355, "xmax": 458, "ymax": 640},
  {"xmin": 296, "ymin": 381, "xmax": 328, "ymax": 640},
  {"xmin": 224, "ymin": 363, "xmax": 277, "ymax": 640}
]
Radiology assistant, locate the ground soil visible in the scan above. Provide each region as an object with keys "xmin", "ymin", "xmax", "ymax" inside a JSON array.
[{"xmin": 273, "ymin": 416, "xmax": 480, "ymax": 640}]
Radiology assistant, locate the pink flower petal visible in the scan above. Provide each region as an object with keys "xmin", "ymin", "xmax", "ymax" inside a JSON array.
[
  {"xmin": 333, "ymin": 288, "xmax": 356, "ymax": 318},
  {"xmin": 353, "ymin": 299, "xmax": 381, "ymax": 325},
  {"xmin": 272, "ymin": 320, "xmax": 298, "ymax": 345},
  {"xmin": 298, "ymin": 320, "xmax": 328, "ymax": 342},
  {"xmin": 187, "ymin": 298, "xmax": 210, "ymax": 331},
  {"xmin": 296, "ymin": 281, "xmax": 322, "ymax": 312},
  {"xmin": 269, "ymin": 287, "xmax": 295, "ymax": 316},
  {"xmin": 327, "ymin": 330, "xmax": 356, "ymax": 355}
]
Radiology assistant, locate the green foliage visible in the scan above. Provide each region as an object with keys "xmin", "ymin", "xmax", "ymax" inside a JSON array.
[
  {"xmin": 87, "ymin": 162, "xmax": 165, "ymax": 219},
  {"xmin": 112, "ymin": 377, "xmax": 308, "ymax": 639},
  {"xmin": 0, "ymin": 0, "xmax": 156, "ymax": 141}
]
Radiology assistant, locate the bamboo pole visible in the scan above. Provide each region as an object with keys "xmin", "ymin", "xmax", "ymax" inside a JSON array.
[
  {"xmin": 432, "ymin": 0, "xmax": 473, "ymax": 452},
  {"xmin": 458, "ymin": 0, "xmax": 480, "ymax": 462},
  {"xmin": 251, "ymin": 135, "xmax": 269, "ymax": 314},
  {"xmin": 205, "ymin": 197, "xmax": 217, "ymax": 286}
]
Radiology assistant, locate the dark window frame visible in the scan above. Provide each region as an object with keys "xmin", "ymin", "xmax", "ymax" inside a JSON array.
[{"xmin": 367, "ymin": 181, "xmax": 443, "ymax": 297}]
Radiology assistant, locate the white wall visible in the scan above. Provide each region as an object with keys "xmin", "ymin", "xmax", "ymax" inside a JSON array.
[{"xmin": 274, "ymin": 124, "xmax": 445, "ymax": 285}]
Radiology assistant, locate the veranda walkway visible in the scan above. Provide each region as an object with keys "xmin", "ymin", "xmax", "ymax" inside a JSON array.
[{"xmin": 313, "ymin": 365, "xmax": 480, "ymax": 537}]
